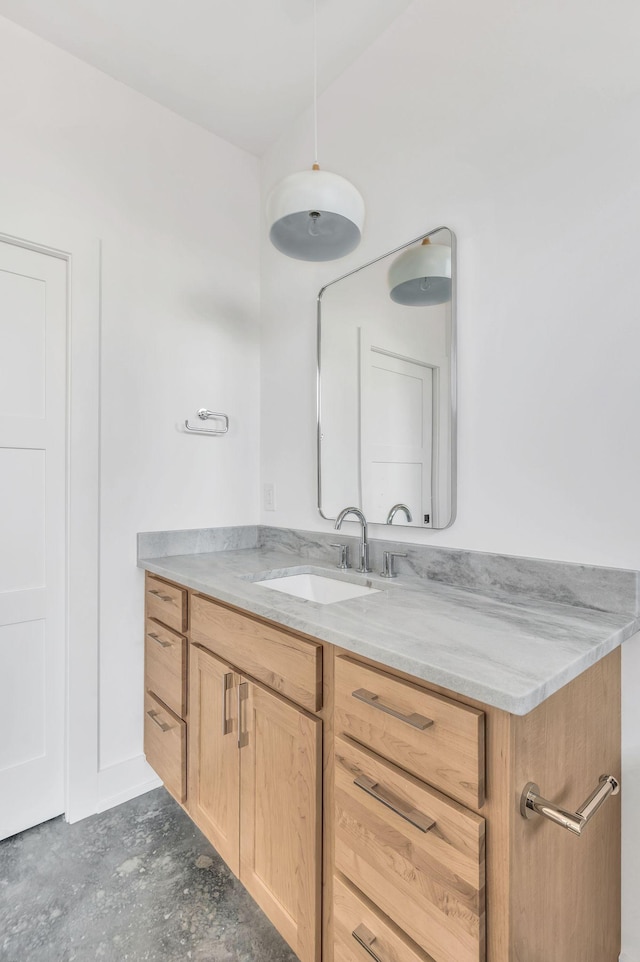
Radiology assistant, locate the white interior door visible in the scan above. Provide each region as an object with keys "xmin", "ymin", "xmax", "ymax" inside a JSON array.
[
  {"xmin": 0, "ymin": 240, "xmax": 67, "ymax": 840},
  {"xmin": 360, "ymin": 344, "xmax": 434, "ymax": 525}
]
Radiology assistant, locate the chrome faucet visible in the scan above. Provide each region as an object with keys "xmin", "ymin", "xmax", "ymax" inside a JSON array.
[
  {"xmin": 386, "ymin": 503, "xmax": 413, "ymax": 524},
  {"xmin": 335, "ymin": 507, "xmax": 371, "ymax": 573}
]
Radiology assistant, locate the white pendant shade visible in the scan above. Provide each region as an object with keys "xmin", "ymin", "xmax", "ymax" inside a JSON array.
[
  {"xmin": 388, "ymin": 240, "xmax": 452, "ymax": 306},
  {"xmin": 267, "ymin": 167, "xmax": 365, "ymax": 262}
]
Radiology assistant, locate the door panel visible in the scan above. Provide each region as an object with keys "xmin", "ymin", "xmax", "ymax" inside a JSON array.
[
  {"xmin": 0, "ymin": 267, "xmax": 46, "ymax": 418},
  {"xmin": 240, "ymin": 678, "xmax": 322, "ymax": 962},
  {"xmin": 0, "ymin": 621, "xmax": 46, "ymax": 771},
  {"xmin": 0, "ymin": 448, "xmax": 45, "ymax": 589},
  {"xmin": 361, "ymin": 344, "xmax": 434, "ymax": 526},
  {"xmin": 0, "ymin": 241, "xmax": 67, "ymax": 841},
  {"xmin": 188, "ymin": 645, "xmax": 240, "ymax": 874}
]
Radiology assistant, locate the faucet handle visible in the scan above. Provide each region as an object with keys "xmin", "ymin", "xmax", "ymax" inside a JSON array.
[
  {"xmin": 329, "ymin": 543, "xmax": 351, "ymax": 570},
  {"xmin": 381, "ymin": 551, "xmax": 407, "ymax": 579}
]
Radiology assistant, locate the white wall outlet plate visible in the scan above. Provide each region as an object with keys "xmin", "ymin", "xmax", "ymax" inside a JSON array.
[{"xmin": 263, "ymin": 482, "xmax": 276, "ymax": 511}]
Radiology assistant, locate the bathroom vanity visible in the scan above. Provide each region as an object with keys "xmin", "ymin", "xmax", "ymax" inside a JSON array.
[{"xmin": 139, "ymin": 532, "xmax": 634, "ymax": 962}]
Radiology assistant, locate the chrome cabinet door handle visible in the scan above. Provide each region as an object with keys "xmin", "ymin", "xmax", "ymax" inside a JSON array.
[
  {"xmin": 237, "ymin": 682, "xmax": 248, "ymax": 748},
  {"xmin": 148, "ymin": 631, "xmax": 172, "ymax": 648},
  {"xmin": 352, "ymin": 688, "xmax": 433, "ymax": 731},
  {"xmin": 221, "ymin": 672, "xmax": 233, "ymax": 735},
  {"xmin": 354, "ymin": 774, "xmax": 435, "ymax": 833},
  {"xmin": 352, "ymin": 924, "xmax": 385, "ymax": 962}
]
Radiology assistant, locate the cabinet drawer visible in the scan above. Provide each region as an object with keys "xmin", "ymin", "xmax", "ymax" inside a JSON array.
[
  {"xmin": 334, "ymin": 874, "xmax": 436, "ymax": 962},
  {"xmin": 146, "ymin": 575, "xmax": 187, "ymax": 634},
  {"xmin": 145, "ymin": 618, "xmax": 187, "ymax": 719},
  {"xmin": 191, "ymin": 594, "xmax": 322, "ymax": 712},
  {"xmin": 335, "ymin": 656, "xmax": 484, "ymax": 808},
  {"xmin": 335, "ymin": 735, "xmax": 485, "ymax": 962},
  {"xmin": 144, "ymin": 690, "xmax": 186, "ymax": 804}
]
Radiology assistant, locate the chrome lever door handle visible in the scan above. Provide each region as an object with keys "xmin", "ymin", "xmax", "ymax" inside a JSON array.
[{"xmin": 520, "ymin": 774, "xmax": 620, "ymax": 835}]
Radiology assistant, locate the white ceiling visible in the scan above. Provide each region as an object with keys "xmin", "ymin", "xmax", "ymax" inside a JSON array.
[{"xmin": 0, "ymin": 0, "xmax": 413, "ymax": 155}]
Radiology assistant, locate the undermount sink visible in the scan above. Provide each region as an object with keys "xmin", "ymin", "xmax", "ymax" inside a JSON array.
[{"xmin": 255, "ymin": 573, "xmax": 380, "ymax": 605}]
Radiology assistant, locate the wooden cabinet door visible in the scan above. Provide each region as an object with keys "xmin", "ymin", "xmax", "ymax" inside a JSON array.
[
  {"xmin": 188, "ymin": 645, "xmax": 240, "ymax": 875},
  {"xmin": 239, "ymin": 677, "xmax": 322, "ymax": 962}
]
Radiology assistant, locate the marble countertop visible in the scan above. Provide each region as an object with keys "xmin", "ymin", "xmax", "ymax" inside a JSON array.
[{"xmin": 138, "ymin": 546, "xmax": 639, "ymax": 715}]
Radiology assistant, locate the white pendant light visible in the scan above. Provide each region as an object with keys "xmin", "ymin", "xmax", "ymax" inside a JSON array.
[
  {"xmin": 388, "ymin": 238, "xmax": 452, "ymax": 306},
  {"xmin": 266, "ymin": 0, "xmax": 365, "ymax": 262}
]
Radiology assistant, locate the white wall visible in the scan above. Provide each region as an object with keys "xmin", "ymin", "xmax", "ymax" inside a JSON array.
[
  {"xmin": 260, "ymin": 0, "xmax": 640, "ymax": 956},
  {"xmin": 0, "ymin": 16, "xmax": 261, "ymax": 807},
  {"xmin": 261, "ymin": 0, "xmax": 640, "ymax": 566}
]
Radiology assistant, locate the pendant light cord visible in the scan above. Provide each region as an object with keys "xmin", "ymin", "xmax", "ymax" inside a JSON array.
[{"xmin": 313, "ymin": 0, "xmax": 318, "ymax": 166}]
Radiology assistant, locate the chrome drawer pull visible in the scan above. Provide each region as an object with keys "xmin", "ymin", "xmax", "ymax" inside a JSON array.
[
  {"xmin": 149, "ymin": 588, "xmax": 173, "ymax": 603},
  {"xmin": 147, "ymin": 709, "xmax": 172, "ymax": 732},
  {"xmin": 148, "ymin": 632, "xmax": 171, "ymax": 648},
  {"xmin": 354, "ymin": 774, "xmax": 435, "ymax": 833},
  {"xmin": 352, "ymin": 924, "xmax": 385, "ymax": 962},
  {"xmin": 352, "ymin": 688, "xmax": 433, "ymax": 731},
  {"xmin": 222, "ymin": 672, "xmax": 233, "ymax": 735},
  {"xmin": 520, "ymin": 774, "xmax": 620, "ymax": 836}
]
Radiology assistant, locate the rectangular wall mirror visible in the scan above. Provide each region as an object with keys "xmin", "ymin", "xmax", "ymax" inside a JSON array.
[{"xmin": 317, "ymin": 226, "xmax": 456, "ymax": 529}]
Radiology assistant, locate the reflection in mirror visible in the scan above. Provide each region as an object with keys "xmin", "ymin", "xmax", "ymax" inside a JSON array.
[{"xmin": 317, "ymin": 227, "xmax": 456, "ymax": 529}]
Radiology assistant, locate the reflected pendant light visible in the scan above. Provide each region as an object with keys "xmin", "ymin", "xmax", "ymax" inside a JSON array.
[
  {"xmin": 266, "ymin": 0, "xmax": 365, "ymax": 261},
  {"xmin": 388, "ymin": 238, "xmax": 452, "ymax": 306}
]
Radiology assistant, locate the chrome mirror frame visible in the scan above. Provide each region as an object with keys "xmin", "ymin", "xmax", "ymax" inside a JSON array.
[{"xmin": 316, "ymin": 226, "xmax": 457, "ymax": 529}]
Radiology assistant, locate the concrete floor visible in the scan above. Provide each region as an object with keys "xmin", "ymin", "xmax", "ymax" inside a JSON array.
[{"xmin": 0, "ymin": 787, "xmax": 299, "ymax": 962}]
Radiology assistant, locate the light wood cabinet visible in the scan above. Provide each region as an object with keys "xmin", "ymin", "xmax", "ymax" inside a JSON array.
[
  {"xmin": 144, "ymin": 575, "xmax": 188, "ymax": 806},
  {"xmin": 142, "ymin": 572, "xmax": 622, "ymax": 962},
  {"xmin": 335, "ymin": 655, "xmax": 485, "ymax": 809},
  {"xmin": 191, "ymin": 593, "xmax": 323, "ymax": 712},
  {"xmin": 143, "ymin": 690, "xmax": 186, "ymax": 804},
  {"xmin": 240, "ymin": 677, "xmax": 322, "ymax": 962},
  {"xmin": 146, "ymin": 575, "xmax": 187, "ymax": 634},
  {"xmin": 188, "ymin": 645, "xmax": 240, "ymax": 873},
  {"xmin": 334, "ymin": 734, "xmax": 485, "ymax": 962},
  {"xmin": 333, "ymin": 874, "xmax": 436, "ymax": 962},
  {"xmin": 186, "ymin": 611, "xmax": 322, "ymax": 962},
  {"xmin": 332, "ymin": 647, "xmax": 620, "ymax": 962},
  {"xmin": 145, "ymin": 618, "xmax": 187, "ymax": 718}
]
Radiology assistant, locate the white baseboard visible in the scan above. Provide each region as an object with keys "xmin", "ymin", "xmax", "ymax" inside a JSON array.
[{"xmin": 97, "ymin": 753, "xmax": 161, "ymax": 814}]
